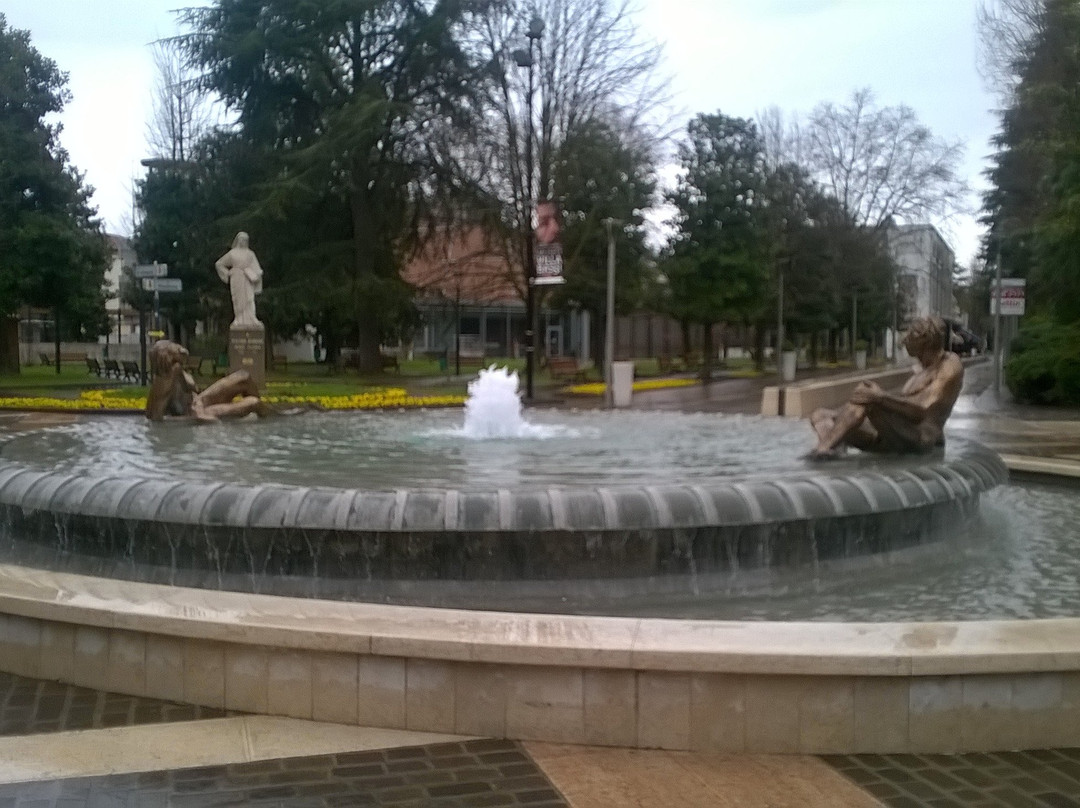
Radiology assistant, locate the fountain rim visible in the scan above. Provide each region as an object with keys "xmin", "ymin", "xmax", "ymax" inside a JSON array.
[
  {"xmin": 1, "ymin": 560, "xmax": 1078, "ymax": 678},
  {"xmin": 0, "ymin": 433, "xmax": 1007, "ymax": 533}
]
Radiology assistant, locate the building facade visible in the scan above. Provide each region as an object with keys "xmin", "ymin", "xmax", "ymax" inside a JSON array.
[{"xmin": 888, "ymin": 224, "xmax": 956, "ymax": 325}]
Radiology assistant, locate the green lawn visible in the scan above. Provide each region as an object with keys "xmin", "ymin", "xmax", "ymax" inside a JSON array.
[{"xmin": 1, "ymin": 356, "xmax": 541, "ymax": 402}]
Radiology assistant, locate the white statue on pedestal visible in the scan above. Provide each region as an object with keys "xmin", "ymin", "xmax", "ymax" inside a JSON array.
[{"xmin": 215, "ymin": 231, "xmax": 263, "ymax": 328}]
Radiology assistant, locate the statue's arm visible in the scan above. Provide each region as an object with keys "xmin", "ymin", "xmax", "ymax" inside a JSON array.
[
  {"xmin": 872, "ymin": 358, "xmax": 963, "ymax": 422},
  {"xmin": 242, "ymin": 251, "xmax": 263, "ymax": 292},
  {"xmin": 214, "ymin": 251, "xmax": 232, "ymax": 284},
  {"xmin": 145, "ymin": 364, "xmax": 191, "ymax": 421}
]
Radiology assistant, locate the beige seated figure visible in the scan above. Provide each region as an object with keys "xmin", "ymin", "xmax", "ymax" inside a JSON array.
[
  {"xmin": 145, "ymin": 340, "xmax": 267, "ymax": 423},
  {"xmin": 808, "ymin": 316, "xmax": 964, "ymax": 459}
]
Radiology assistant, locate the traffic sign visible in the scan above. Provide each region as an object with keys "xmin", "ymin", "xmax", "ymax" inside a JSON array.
[
  {"xmin": 141, "ymin": 278, "xmax": 183, "ymax": 292},
  {"xmin": 134, "ymin": 263, "xmax": 168, "ymax": 279}
]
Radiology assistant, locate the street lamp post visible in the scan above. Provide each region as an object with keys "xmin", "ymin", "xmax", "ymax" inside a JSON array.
[{"xmin": 513, "ymin": 14, "xmax": 544, "ymax": 401}]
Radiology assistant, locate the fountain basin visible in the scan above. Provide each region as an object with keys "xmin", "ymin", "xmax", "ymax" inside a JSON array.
[
  {"xmin": 0, "ymin": 413, "xmax": 1007, "ymax": 608},
  {"xmin": 0, "ymin": 409, "xmax": 1075, "ymax": 755}
]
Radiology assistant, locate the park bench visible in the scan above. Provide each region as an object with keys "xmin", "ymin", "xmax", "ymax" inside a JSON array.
[
  {"xmin": 337, "ymin": 352, "xmax": 400, "ymax": 373},
  {"xmin": 103, "ymin": 359, "xmax": 122, "ymax": 379},
  {"xmin": 121, "ymin": 360, "xmax": 142, "ymax": 382},
  {"xmin": 39, "ymin": 351, "xmax": 89, "ymax": 367},
  {"xmin": 271, "ymin": 354, "xmax": 288, "ymax": 371},
  {"xmin": 85, "ymin": 357, "xmax": 103, "ymax": 377},
  {"xmin": 547, "ymin": 356, "xmax": 590, "ymax": 384}
]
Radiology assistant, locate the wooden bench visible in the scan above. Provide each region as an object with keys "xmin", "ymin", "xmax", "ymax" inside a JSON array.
[
  {"xmin": 39, "ymin": 351, "xmax": 89, "ymax": 366},
  {"xmin": 271, "ymin": 354, "xmax": 288, "ymax": 371},
  {"xmin": 122, "ymin": 360, "xmax": 143, "ymax": 383},
  {"xmin": 547, "ymin": 356, "xmax": 590, "ymax": 384},
  {"xmin": 338, "ymin": 352, "xmax": 399, "ymax": 373},
  {"xmin": 103, "ymin": 359, "xmax": 122, "ymax": 379},
  {"xmin": 85, "ymin": 357, "xmax": 103, "ymax": 377}
]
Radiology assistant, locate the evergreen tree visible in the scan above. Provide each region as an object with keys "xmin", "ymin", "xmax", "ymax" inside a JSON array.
[
  {"xmin": 177, "ymin": 0, "xmax": 493, "ymax": 369},
  {"xmin": 664, "ymin": 113, "xmax": 771, "ymax": 377},
  {"xmin": 0, "ymin": 14, "xmax": 108, "ymax": 371}
]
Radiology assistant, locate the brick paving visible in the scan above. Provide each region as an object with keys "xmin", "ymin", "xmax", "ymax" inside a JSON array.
[
  {"xmin": 0, "ymin": 671, "xmax": 569, "ymax": 807},
  {"xmin": 0, "ymin": 671, "xmax": 229, "ymax": 736},
  {"xmin": 823, "ymin": 749, "xmax": 1080, "ymax": 808},
  {"xmin": 0, "ymin": 738, "xmax": 569, "ymax": 807}
]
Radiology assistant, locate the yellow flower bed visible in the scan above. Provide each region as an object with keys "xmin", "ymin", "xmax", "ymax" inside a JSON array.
[
  {"xmin": 565, "ymin": 377, "xmax": 699, "ymax": 396},
  {"xmin": 266, "ymin": 389, "xmax": 465, "ymax": 410},
  {"xmin": 0, "ymin": 387, "xmax": 465, "ymax": 412}
]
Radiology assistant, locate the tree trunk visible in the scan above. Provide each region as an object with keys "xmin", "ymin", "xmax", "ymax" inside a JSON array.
[
  {"xmin": 54, "ymin": 308, "xmax": 61, "ymax": 375},
  {"xmin": 349, "ymin": 193, "xmax": 385, "ymax": 373},
  {"xmin": 590, "ymin": 309, "xmax": 606, "ymax": 379},
  {"xmin": 700, "ymin": 322, "xmax": 714, "ymax": 383},
  {"xmin": 0, "ymin": 316, "xmax": 20, "ymax": 374}
]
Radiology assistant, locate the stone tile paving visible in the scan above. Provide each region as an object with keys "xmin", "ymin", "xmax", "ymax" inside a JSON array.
[
  {"xmin": 822, "ymin": 748, "xmax": 1080, "ymax": 808},
  {"xmin": 0, "ymin": 738, "xmax": 570, "ymax": 807},
  {"xmin": 0, "ymin": 671, "xmax": 230, "ymax": 736}
]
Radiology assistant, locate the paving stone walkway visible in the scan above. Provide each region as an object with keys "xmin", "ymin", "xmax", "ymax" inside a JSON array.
[
  {"xmin": 5, "ymin": 670, "xmax": 1080, "ymax": 806},
  {"xmin": 0, "ymin": 738, "xmax": 568, "ymax": 808},
  {"xmin": 0, "ymin": 671, "xmax": 229, "ymax": 736},
  {"xmin": 822, "ymin": 750, "xmax": 1080, "ymax": 808}
]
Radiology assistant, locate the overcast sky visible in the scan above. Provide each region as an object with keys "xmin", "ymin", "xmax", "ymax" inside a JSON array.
[{"xmin": 5, "ymin": 0, "xmax": 997, "ymax": 266}]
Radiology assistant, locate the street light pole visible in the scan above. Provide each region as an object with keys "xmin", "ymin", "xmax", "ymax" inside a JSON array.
[{"xmin": 514, "ymin": 14, "xmax": 544, "ymax": 401}]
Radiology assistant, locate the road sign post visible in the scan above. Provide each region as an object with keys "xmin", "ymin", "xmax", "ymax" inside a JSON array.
[{"xmin": 990, "ymin": 278, "xmax": 1025, "ymax": 399}]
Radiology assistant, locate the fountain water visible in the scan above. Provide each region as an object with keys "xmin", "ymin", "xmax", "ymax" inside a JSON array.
[
  {"xmin": 0, "ymin": 367, "xmax": 1007, "ymax": 610},
  {"xmin": 461, "ymin": 365, "xmax": 546, "ymax": 439}
]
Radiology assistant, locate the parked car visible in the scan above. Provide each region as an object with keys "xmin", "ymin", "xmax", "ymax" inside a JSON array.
[{"xmin": 944, "ymin": 319, "xmax": 985, "ymax": 356}]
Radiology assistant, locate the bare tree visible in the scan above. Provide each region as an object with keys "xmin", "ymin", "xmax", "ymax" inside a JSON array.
[
  {"xmin": 464, "ymin": 0, "xmax": 671, "ymax": 283},
  {"xmin": 145, "ymin": 39, "xmax": 218, "ymax": 163},
  {"xmin": 977, "ymin": 0, "xmax": 1045, "ymax": 102},
  {"xmin": 756, "ymin": 105, "xmax": 806, "ymax": 173},
  {"xmin": 803, "ymin": 88, "xmax": 968, "ymax": 232}
]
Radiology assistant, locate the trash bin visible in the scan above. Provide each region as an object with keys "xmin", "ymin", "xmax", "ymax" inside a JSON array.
[
  {"xmin": 611, "ymin": 361, "xmax": 634, "ymax": 407},
  {"xmin": 781, "ymin": 350, "xmax": 797, "ymax": 382}
]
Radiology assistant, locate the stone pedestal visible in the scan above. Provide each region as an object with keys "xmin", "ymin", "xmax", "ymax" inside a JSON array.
[{"xmin": 228, "ymin": 324, "xmax": 266, "ymax": 389}]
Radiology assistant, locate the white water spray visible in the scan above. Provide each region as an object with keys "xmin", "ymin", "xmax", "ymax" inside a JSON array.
[{"xmin": 461, "ymin": 366, "xmax": 558, "ymax": 439}]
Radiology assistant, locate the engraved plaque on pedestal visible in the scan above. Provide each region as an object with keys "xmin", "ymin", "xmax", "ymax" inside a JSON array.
[{"xmin": 228, "ymin": 324, "xmax": 266, "ymax": 389}]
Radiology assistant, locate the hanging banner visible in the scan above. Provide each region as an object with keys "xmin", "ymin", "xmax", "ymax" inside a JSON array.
[
  {"xmin": 532, "ymin": 199, "xmax": 565, "ymax": 286},
  {"xmin": 534, "ymin": 243, "xmax": 565, "ymax": 285}
]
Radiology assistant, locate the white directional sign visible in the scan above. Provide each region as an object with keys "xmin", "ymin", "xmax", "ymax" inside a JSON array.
[
  {"xmin": 134, "ymin": 263, "xmax": 168, "ymax": 279},
  {"xmin": 142, "ymin": 278, "xmax": 183, "ymax": 292}
]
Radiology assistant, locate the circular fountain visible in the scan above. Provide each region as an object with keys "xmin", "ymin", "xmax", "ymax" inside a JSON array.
[
  {"xmin": 4, "ymin": 366, "xmax": 1076, "ymax": 757},
  {"xmin": 0, "ymin": 367, "xmax": 1006, "ymax": 609}
]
